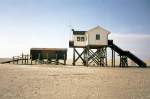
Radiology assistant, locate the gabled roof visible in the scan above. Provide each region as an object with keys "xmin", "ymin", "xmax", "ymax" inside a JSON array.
[
  {"xmin": 72, "ymin": 25, "xmax": 111, "ymax": 35},
  {"xmin": 86, "ymin": 25, "xmax": 111, "ymax": 34}
]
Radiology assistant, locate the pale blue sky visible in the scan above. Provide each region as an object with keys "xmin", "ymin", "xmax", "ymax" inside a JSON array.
[{"xmin": 0, "ymin": 0, "xmax": 150, "ymax": 60}]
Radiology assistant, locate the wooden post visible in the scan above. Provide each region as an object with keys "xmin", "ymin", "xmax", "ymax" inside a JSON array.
[
  {"xmin": 26, "ymin": 55, "xmax": 28, "ymax": 64},
  {"xmin": 47, "ymin": 53, "xmax": 49, "ymax": 64},
  {"xmin": 73, "ymin": 47, "xmax": 75, "ymax": 66},
  {"xmin": 49, "ymin": 59, "xmax": 51, "ymax": 64},
  {"xmin": 85, "ymin": 47, "xmax": 89, "ymax": 67},
  {"xmin": 106, "ymin": 47, "xmax": 107, "ymax": 66},
  {"xmin": 27, "ymin": 54, "xmax": 29, "ymax": 64},
  {"xmin": 13, "ymin": 56, "xmax": 14, "ymax": 64},
  {"xmin": 55, "ymin": 53, "xmax": 58, "ymax": 65},
  {"xmin": 97, "ymin": 49, "xmax": 100, "ymax": 66},
  {"xmin": 36, "ymin": 60, "xmax": 37, "ymax": 64},
  {"xmin": 25, "ymin": 55, "xmax": 27, "ymax": 64},
  {"xmin": 38, "ymin": 53, "xmax": 40, "ymax": 64},
  {"xmin": 114, "ymin": 51, "xmax": 115, "ymax": 67},
  {"xmin": 16, "ymin": 57, "xmax": 18, "ymax": 64},
  {"xmin": 22, "ymin": 53, "xmax": 23, "ymax": 64},
  {"xmin": 119, "ymin": 56, "xmax": 121, "ymax": 67},
  {"xmin": 64, "ymin": 54, "xmax": 66, "ymax": 65},
  {"xmin": 112, "ymin": 49, "xmax": 113, "ymax": 67},
  {"xmin": 30, "ymin": 55, "xmax": 32, "ymax": 65},
  {"xmin": 64, "ymin": 60, "xmax": 66, "ymax": 65}
]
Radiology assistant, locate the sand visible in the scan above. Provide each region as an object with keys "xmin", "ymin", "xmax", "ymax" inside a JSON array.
[{"xmin": 0, "ymin": 64, "xmax": 150, "ymax": 99}]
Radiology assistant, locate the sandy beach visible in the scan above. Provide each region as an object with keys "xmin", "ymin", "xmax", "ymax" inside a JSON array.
[{"xmin": 0, "ymin": 64, "xmax": 150, "ymax": 99}]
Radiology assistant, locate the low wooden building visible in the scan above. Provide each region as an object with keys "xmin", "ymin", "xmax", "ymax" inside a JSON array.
[{"xmin": 30, "ymin": 48, "xmax": 67, "ymax": 65}]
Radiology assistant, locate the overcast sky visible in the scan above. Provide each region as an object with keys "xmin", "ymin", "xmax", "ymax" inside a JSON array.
[{"xmin": 0, "ymin": 0, "xmax": 150, "ymax": 60}]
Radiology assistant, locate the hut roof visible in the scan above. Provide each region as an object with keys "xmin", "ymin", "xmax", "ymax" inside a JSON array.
[
  {"xmin": 30, "ymin": 48, "xmax": 67, "ymax": 51},
  {"xmin": 73, "ymin": 31, "xmax": 87, "ymax": 35}
]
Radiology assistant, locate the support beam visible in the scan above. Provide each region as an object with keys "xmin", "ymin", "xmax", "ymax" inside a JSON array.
[
  {"xmin": 112, "ymin": 49, "xmax": 114, "ymax": 67},
  {"xmin": 30, "ymin": 55, "xmax": 32, "ymax": 65},
  {"xmin": 84, "ymin": 47, "xmax": 88, "ymax": 66},
  {"xmin": 74, "ymin": 48, "xmax": 85, "ymax": 63},
  {"xmin": 72, "ymin": 46, "xmax": 107, "ymax": 67},
  {"xmin": 72, "ymin": 48, "xmax": 86, "ymax": 66},
  {"xmin": 22, "ymin": 53, "xmax": 23, "ymax": 64},
  {"xmin": 87, "ymin": 47, "xmax": 107, "ymax": 66},
  {"xmin": 73, "ymin": 47, "xmax": 75, "ymax": 66},
  {"xmin": 88, "ymin": 49, "xmax": 100, "ymax": 65},
  {"xmin": 120, "ymin": 55, "xmax": 128, "ymax": 67},
  {"xmin": 105, "ymin": 47, "xmax": 107, "ymax": 66},
  {"xmin": 114, "ymin": 51, "xmax": 115, "ymax": 67}
]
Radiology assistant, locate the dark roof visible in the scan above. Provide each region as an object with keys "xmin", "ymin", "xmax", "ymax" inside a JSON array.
[
  {"xmin": 30, "ymin": 48, "xmax": 67, "ymax": 51},
  {"xmin": 72, "ymin": 29, "xmax": 86, "ymax": 35}
]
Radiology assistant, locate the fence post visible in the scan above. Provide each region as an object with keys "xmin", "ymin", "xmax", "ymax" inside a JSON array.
[
  {"xmin": 13, "ymin": 56, "xmax": 15, "ymax": 64},
  {"xmin": 22, "ymin": 53, "xmax": 23, "ymax": 64}
]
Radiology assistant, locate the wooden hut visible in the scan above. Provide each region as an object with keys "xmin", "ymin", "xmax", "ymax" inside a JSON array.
[
  {"xmin": 69, "ymin": 26, "xmax": 110, "ymax": 66},
  {"xmin": 30, "ymin": 48, "xmax": 67, "ymax": 65}
]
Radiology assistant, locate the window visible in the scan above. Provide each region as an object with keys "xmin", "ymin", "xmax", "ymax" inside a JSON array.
[
  {"xmin": 77, "ymin": 37, "xmax": 80, "ymax": 41},
  {"xmin": 81, "ymin": 37, "xmax": 85, "ymax": 42},
  {"xmin": 77, "ymin": 36, "xmax": 85, "ymax": 42},
  {"xmin": 96, "ymin": 34, "xmax": 100, "ymax": 40}
]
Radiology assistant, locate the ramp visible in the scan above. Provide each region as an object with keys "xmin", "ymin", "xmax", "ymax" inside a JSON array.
[
  {"xmin": 1, "ymin": 60, "xmax": 12, "ymax": 64},
  {"xmin": 0, "ymin": 58, "xmax": 12, "ymax": 64},
  {"xmin": 108, "ymin": 40, "xmax": 147, "ymax": 67}
]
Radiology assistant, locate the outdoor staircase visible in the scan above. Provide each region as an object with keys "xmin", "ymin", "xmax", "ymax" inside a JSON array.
[{"xmin": 108, "ymin": 40, "xmax": 147, "ymax": 67}]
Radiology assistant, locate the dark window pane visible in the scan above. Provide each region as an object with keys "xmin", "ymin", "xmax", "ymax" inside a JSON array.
[
  {"xmin": 81, "ymin": 37, "xmax": 85, "ymax": 41},
  {"xmin": 96, "ymin": 34, "xmax": 100, "ymax": 40},
  {"xmin": 77, "ymin": 37, "xmax": 80, "ymax": 41}
]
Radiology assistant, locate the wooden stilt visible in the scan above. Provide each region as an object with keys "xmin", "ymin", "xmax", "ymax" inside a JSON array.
[
  {"xmin": 112, "ymin": 49, "xmax": 113, "ymax": 67},
  {"xmin": 106, "ymin": 47, "xmax": 107, "ymax": 66},
  {"xmin": 64, "ymin": 54, "xmax": 66, "ymax": 65},
  {"xmin": 73, "ymin": 47, "xmax": 75, "ymax": 66},
  {"xmin": 85, "ymin": 47, "xmax": 88, "ymax": 66},
  {"xmin": 113, "ymin": 51, "xmax": 115, "ymax": 67},
  {"xmin": 31, "ymin": 55, "xmax": 32, "ymax": 65},
  {"xmin": 22, "ymin": 53, "xmax": 23, "ymax": 64},
  {"xmin": 13, "ymin": 57, "xmax": 15, "ymax": 64},
  {"xmin": 55, "ymin": 53, "xmax": 58, "ymax": 65},
  {"xmin": 27, "ymin": 55, "xmax": 29, "ymax": 64}
]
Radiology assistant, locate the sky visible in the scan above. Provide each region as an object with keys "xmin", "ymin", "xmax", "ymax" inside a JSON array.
[{"xmin": 0, "ymin": 0, "xmax": 150, "ymax": 60}]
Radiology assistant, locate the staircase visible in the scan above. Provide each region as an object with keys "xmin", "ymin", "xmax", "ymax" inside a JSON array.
[{"xmin": 108, "ymin": 40, "xmax": 147, "ymax": 67}]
